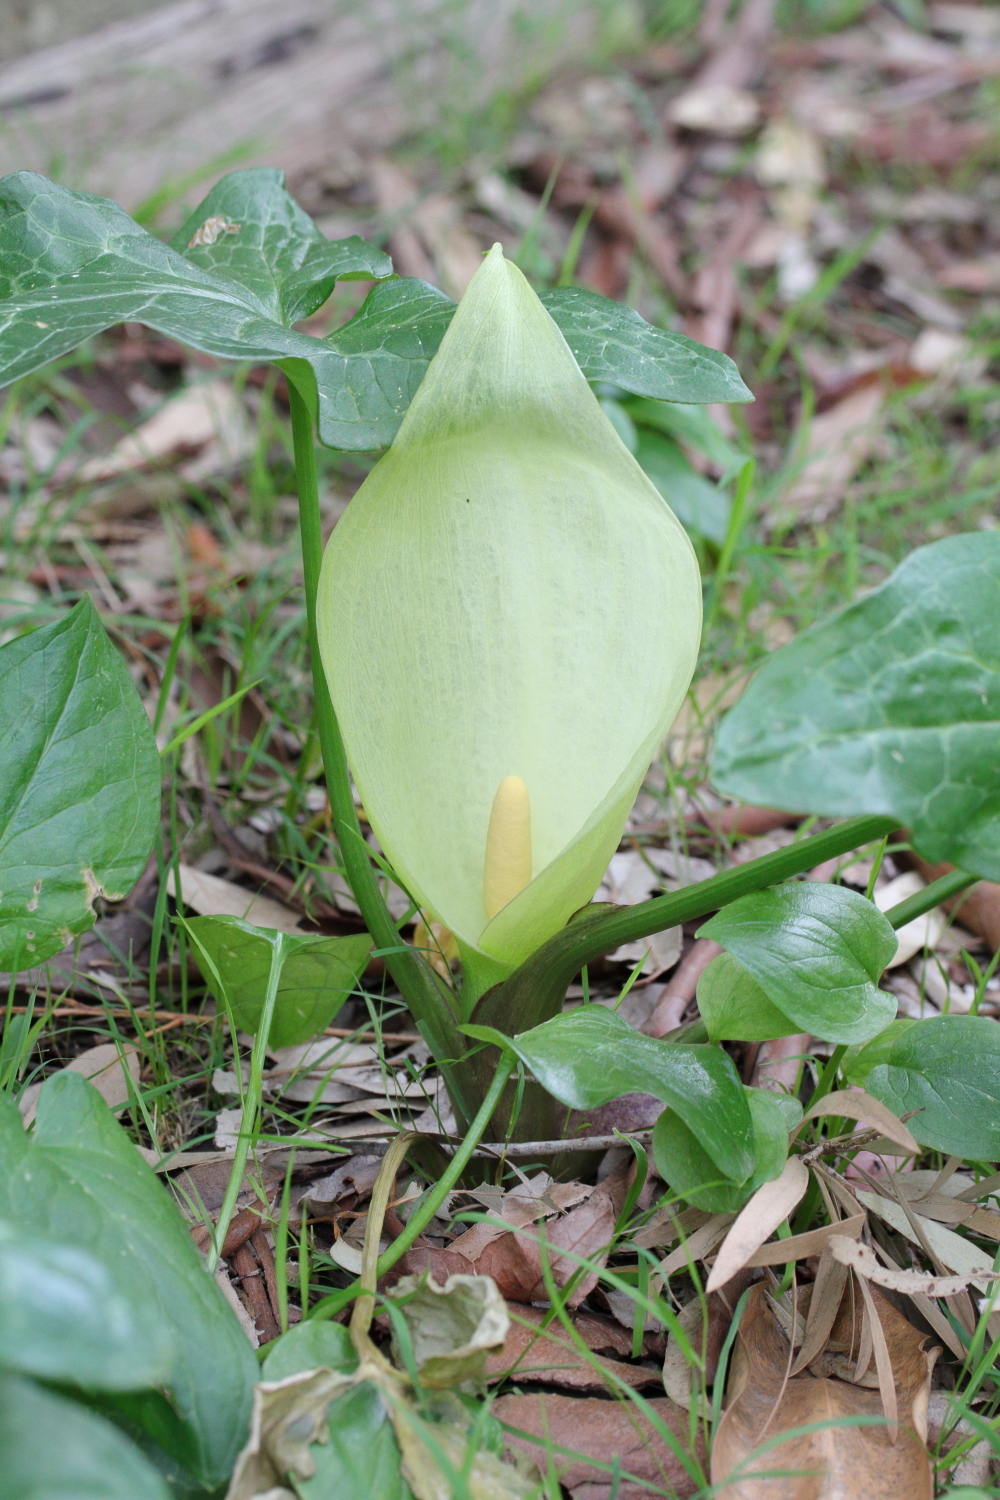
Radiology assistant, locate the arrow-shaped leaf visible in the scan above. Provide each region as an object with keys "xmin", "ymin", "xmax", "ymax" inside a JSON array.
[{"xmin": 0, "ymin": 169, "xmax": 752, "ymax": 453}]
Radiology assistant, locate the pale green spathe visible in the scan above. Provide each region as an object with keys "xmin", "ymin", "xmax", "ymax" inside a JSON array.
[{"xmin": 318, "ymin": 245, "xmax": 701, "ymax": 969}]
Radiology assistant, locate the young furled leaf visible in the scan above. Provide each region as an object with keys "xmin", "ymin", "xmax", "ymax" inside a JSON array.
[{"xmin": 317, "ymin": 245, "xmax": 703, "ymax": 987}]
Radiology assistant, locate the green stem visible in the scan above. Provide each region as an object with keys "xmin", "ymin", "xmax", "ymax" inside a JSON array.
[
  {"xmin": 884, "ymin": 868, "xmax": 978, "ymax": 930},
  {"xmin": 309, "ymin": 1052, "xmax": 516, "ymax": 1321},
  {"xmin": 209, "ymin": 934, "xmax": 286, "ymax": 1272},
  {"xmin": 287, "ymin": 381, "xmax": 473, "ymax": 1126},
  {"xmin": 476, "ymin": 814, "xmax": 900, "ymax": 1038}
]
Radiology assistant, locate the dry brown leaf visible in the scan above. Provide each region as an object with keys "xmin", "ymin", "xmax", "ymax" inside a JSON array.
[
  {"xmin": 485, "ymin": 1305, "xmax": 659, "ymax": 1390},
  {"xmin": 711, "ymin": 1284, "xmax": 935, "ymax": 1498},
  {"xmin": 793, "ymin": 1091, "xmax": 919, "ymax": 1156},
  {"xmin": 855, "ymin": 1189, "xmax": 999, "ymax": 1290},
  {"xmin": 874, "ymin": 872, "xmax": 945, "ymax": 967},
  {"xmin": 744, "ymin": 1211, "xmax": 866, "ymax": 1269},
  {"xmin": 707, "ymin": 1157, "xmax": 810, "ymax": 1291},
  {"xmin": 790, "ymin": 1248, "xmax": 850, "ymax": 1376},
  {"xmin": 829, "ymin": 1235, "xmax": 1000, "ymax": 1299},
  {"xmin": 658, "ymin": 1212, "xmax": 734, "ymax": 1277},
  {"xmin": 78, "ymin": 379, "xmax": 249, "ymax": 481},
  {"xmin": 168, "ymin": 863, "xmax": 305, "ymax": 932},
  {"xmin": 776, "ymin": 383, "xmax": 885, "ymax": 526},
  {"xmin": 399, "ymin": 1185, "xmax": 616, "ymax": 1306},
  {"xmin": 19, "ymin": 1040, "xmax": 139, "ymax": 1125},
  {"xmin": 494, "ymin": 1391, "xmax": 703, "ymax": 1499}
]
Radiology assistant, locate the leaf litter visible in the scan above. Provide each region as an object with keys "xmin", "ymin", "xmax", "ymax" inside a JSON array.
[{"xmin": 7, "ymin": 1, "xmax": 1000, "ymax": 1494}]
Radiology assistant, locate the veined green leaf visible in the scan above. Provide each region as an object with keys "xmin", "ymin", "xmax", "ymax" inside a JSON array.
[
  {"xmin": 0, "ymin": 1221, "xmax": 174, "ymax": 1390},
  {"xmin": 711, "ymin": 533, "xmax": 1000, "ymax": 881},
  {"xmin": 185, "ymin": 914, "xmax": 372, "ymax": 1047},
  {"xmin": 170, "ymin": 169, "xmax": 391, "ymax": 324},
  {"xmin": 0, "ymin": 595, "xmax": 160, "ymax": 971},
  {"xmin": 0, "ymin": 1077, "xmax": 257, "ymax": 1486},
  {"xmin": 652, "ymin": 1085, "xmax": 795, "ymax": 1213},
  {"xmin": 0, "ymin": 1373, "xmax": 171, "ymax": 1500},
  {"xmin": 475, "ymin": 1005, "xmax": 753, "ymax": 1184},
  {"xmin": 539, "ymin": 288, "xmax": 752, "ymax": 404},
  {"xmin": 0, "ymin": 171, "xmax": 751, "ymax": 456},
  {"xmin": 845, "ymin": 1015, "xmax": 1000, "ymax": 1158},
  {"xmin": 698, "ymin": 883, "xmax": 899, "ymax": 1045},
  {"xmin": 317, "ymin": 245, "xmax": 702, "ymax": 968}
]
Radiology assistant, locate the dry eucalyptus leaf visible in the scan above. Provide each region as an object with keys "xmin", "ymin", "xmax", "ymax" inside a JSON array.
[
  {"xmin": 829, "ymin": 1236, "xmax": 1000, "ymax": 1299},
  {"xmin": 662, "ymin": 1297, "xmax": 712, "ymax": 1416},
  {"xmin": 744, "ymin": 1211, "xmax": 865, "ymax": 1269},
  {"xmin": 794, "ymin": 1091, "xmax": 919, "ymax": 1156},
  {"xmin": 386, "ymin": 1272, "xmax": 508, "ymax": 1392},
  {"xmin": 855, "ymin": 1190, "xmax": 999, "ymax": 1291},
  {"xmin": 658, "ymin": 1212, "xmax": 734, "ymax": 1277},
  {"xmin": 712, "ymin": 1284, "xmax": 935, "ymax": 1499},
  {"xmin": 707, "ymin": 1157, "xmax": 809, "ymax": 1292}
]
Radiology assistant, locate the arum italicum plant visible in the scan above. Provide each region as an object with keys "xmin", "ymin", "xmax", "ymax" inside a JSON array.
[{"xmin": 318, "ymin": 245, "xmax": 703, "ymax": 1014}]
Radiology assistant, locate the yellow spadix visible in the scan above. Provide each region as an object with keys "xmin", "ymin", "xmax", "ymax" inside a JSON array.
[
  {"xmin": 317, "ymin": 244, "xmax": 702, "ymax": 978},
  {"xmin": 483, "ymin": 775, "xmax": 532, "ymax": 921}
]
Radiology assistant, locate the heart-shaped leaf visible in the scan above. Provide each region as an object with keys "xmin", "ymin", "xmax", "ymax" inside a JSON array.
[
  {"xmin": 698, "ymin": 883, "xmax": 898, "ymax": 1045},
  {"xmin": 0, "ymin": 595, "xmax": 160, "ymax": 971},
  {"xmin": 0, "ymin": 1373, "xmax": 171, "ymax": 1500},
  {"xmin": 185, "ymin": 914, "xmax": 372, "ymax": 1047},
  {"xmin": 844, "ymin": 1014, "xmax": 1000, "ymax": 1158},
  {"xmin": 0, "ymin": 1221, "xmax": 174, "ymax": 1390},
  {"xmin": 467, "ymin": 1006, "xmax": 754, "ymax": 1185},
  {"xmin": 712, "ymin": 532, "xmax": 1000, "ymax": 881},
  {"xmin": 653, "ymin": 1086, "xmax": 797, "ymax": 1213},
  {"xmin": 696, "ymin": 950, "xmax": 800, "ymax": 1043},
  {"xmin": 0, "ymin": 1077, "xmax": 257, "ymax": 1487}
]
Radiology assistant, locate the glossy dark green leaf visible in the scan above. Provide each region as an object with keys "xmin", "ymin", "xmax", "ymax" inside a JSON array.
[
  {"xmin": 306, "ymin": 278, "xmax": 456, "ymax": 450},
  {"xmin": 0, "ymin": 171, "xmax": 752, "ymax": 456},
  {"xmin": 0, "ymin": 170, "xmax": 420, "ymax": 452},
  {"xmin": 0, "ymin": 1076, "xmax": 256, "ymax": 1487},
  {"xmin": 0, "ymin": 1373, "xmax": 170, "ymax": 1500},
  {"xmin": 170, "ymin": 168, "xmax": 391, "ymax": 325},
  {"xmin": 261, "ymin": 1320, "xmax": 358, "ymax": 1383},
  {"xmin": 470, "ymin": 1006, "xmax": 753, "ymax": 1185},
  {"xmin": 635, "ymin": 429, "xmax": 731, "ymax": 545},
  {"xmin": 0, "ymin": 595, "xmax": 160, "ymax": 971},
  {"xmin": 844, "ymin": 1015, "xmax": 1000, "ymax": 1158},
  {"xmin": 185, "ymin": 914, "xmax": 371, "ymax": 1047},
  {"xmin": 712, "ymin": 533, "xmax": 1000, "ymax": 881},
  {"xmin": 295, "ymin": 1381, "xmax": 412, "ymax": 1500},
  {"xmin": 539, "ymin": 288, "xmax": 753, "ymax": 404},
  {"xmin": 696, "ymin": 950, "xmax": 800, "ymax": 1043},
  {"xmin": 0, "ymin": 1221, "xmax": 173, "ymax": 1389},
  {"xmin": 698, "ymin": 883, "xmax": 898, "ymax": 1045},
  {"xmin": 652, "ymin": 1086, "xmax": 796, "ymax": 1213}
]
